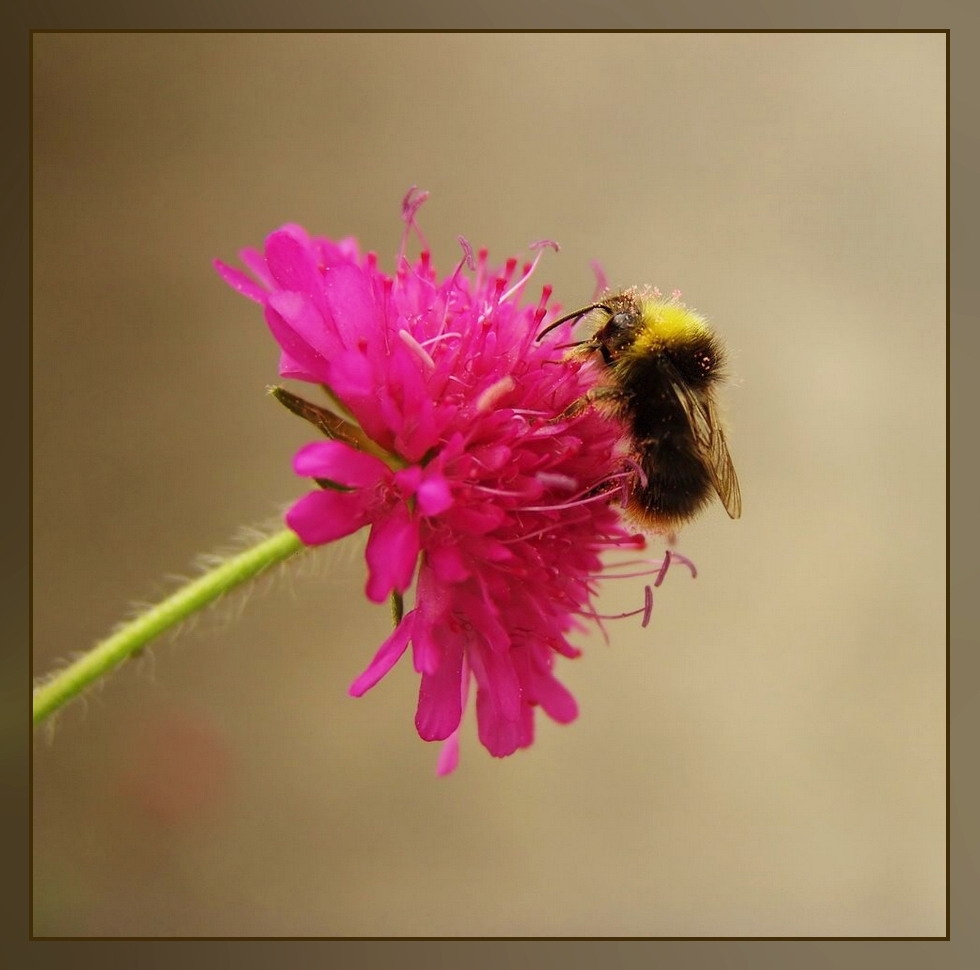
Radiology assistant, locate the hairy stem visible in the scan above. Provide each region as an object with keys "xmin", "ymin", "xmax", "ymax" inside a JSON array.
[{"xmin": 32, "ymin": 528, "xmax": 305, "ymax": 726}]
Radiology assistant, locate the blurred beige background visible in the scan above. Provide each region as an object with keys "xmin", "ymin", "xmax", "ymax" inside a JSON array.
[{"xmin": 32, "ymin": 33, "xmax": 945, "ymax": 937}]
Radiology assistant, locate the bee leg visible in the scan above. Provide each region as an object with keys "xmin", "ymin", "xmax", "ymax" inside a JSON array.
[{"xmin": 558, "ymin": 387, "xmax": 628, "ymax": 419}]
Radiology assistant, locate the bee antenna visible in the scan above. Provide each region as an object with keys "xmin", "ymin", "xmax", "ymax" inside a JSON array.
[{"xmin": 535, "ymin": 302, "xmax": 610, "ymax": 342}]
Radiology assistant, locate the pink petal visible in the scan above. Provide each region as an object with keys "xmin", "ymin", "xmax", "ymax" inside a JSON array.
[
  {"xmin": 426, "ymin": 544, "xmax": 470, "ymax": 584},
  {"xmin": 348, "ymin": 613, "xmax": 415, "ymax": 697},
  {"xmin": 263, "ymin": 296, "xmax": 330, "ymax": 383},
  {"xmin": 468, "ymin": 443, "xmax": 511, "ymax": 472},
  {"xmin": 267, "ymin": 290, "xmax": 342, "ymax": 360},
  {"xmin": 468, "ymin": 645, "xmax": 523, "ymax": 744},
  {"xmin": 484, "ymin": 648, "xmax": 523, "ymax": 723},
  {"xmin": 264, "ymin": 226, "xmax": 322, "ymax": 295},
  {"xmin": 213, "ymin": 260, "xmax": 266, "ymax": 303},
  {"xmin": 323, "ymin": 262, "xmax": 378, "ymax": 343},
  {"xmin": 416, "ymin": 472, "xmax": 453, "ymax": 516},
  {"xmin": 240, "ymin": 247, "xmax": 274, "ymax": 289},
  {"xmin": 435, "ymin": 732, "xmax": 461, "ymax": 776},
  {"xmin": 293, "ymin": 440, "xmax": 389, "ymax": 488},
  {"xmin": 411, "ymin": 622, "xmax": 441, "ymax": 676},
  {"xmin": 410, "ymin": 602, "xmax": 454, "ymax": 675},
  {"xmin": 316, "ymin": 236, "xmax": 360, "ymax": 268},
  {"xmin": 277, "ymin": 348, "xmax": 323, "ymax": 383},
  {"xmin": 415, "ymin": 638, "xmax": 464, "ymax": 741},
  {"xmin": 325, "ymin": 349, "xmax": 377, "ymax": 399},
  {"xmin": 435, "ymin": 653, "xmax": 472, "ymax": 775},
  {"xmin": 533, "ymin": 671, "xmax": 578, "ymax": 724},
  {"xmin": 475, "ymin": 687, "xmax": 533, "ymax": 758},
  {"xmin": 444, "ymin": 503, "xmax": 506, "ymax": 535},
  {"xmin": 393, "ymin": 465, "xmax": 422, "ymax": 494},
  {"xmin": 471, "ymin": 582, "xmax": 510, "ymax": 654},
  {"xmin": 512, "ymin": 643, "xmax": 580, "ymax": 724},
  {"xmin": 285, "ymin": 490, "xmax": 371, "ymax": 546},
  {"xmin": 364, "ymin": 505, "xmax": 420, "ymax": 603},
  {"xmin": 410, "ymin": 573, "xmax": 454, "ymax": 674}
]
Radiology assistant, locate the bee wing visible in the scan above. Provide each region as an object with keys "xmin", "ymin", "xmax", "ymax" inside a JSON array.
[
  {"xmin": 666, "ymin": 371, "xmax": 742, "ymax": 520},
  {"xmin": 701, "ymin": 396, "xmax": 742, "ymax": 519}
]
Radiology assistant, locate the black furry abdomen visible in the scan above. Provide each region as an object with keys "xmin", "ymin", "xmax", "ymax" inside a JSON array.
[
  {"xmin": 620, "ymin": 364, "xmax": 714, "ymax": 527},
  {"xmin": 630, "ymin": 431, "xmax": 713, "ymax": 527}
]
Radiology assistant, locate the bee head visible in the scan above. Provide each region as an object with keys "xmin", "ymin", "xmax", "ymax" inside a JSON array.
[{"xmin": 592, "ymin": 297, "xmax": 643, "ymax": 363}]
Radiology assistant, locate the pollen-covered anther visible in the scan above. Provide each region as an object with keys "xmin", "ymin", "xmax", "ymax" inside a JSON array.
[
  {"xmin": 475, "ymin": 376, "xmax": 516, "ymax": 413},
  {"xmin": 456, "ymin": 235, "xmax": 476, "ymax": 272},
  {"xmin": 534, "ymin": 471, "xmax": 579, "ymax": 492}
]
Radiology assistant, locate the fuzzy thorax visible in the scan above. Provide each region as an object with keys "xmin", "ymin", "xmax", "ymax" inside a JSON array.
[{"xmin": 632, "ymin": 299, "xmax": 710, "ymax": 352}]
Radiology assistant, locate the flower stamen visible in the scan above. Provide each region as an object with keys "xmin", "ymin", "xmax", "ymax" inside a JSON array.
[
  {"xmin": 498, "ymin": 241, "xmax": 558, "ymax": 306},
  {"xmin": 398, "ymin": 329, "xmax": 436, "ymax": 371},
  {"xmin": 585, "ymin": 584, "xmax": 654, "ymax": 628},
  {"xmin": 621, "ymin": 455, "xmax": 649, "ymax": 489},
  {"xmin": 399, "ymin": 185, "xmax": 430, "ymax": 257},
  {"xmin": 419, "ymin": 331, "xmax": 463, "ymax": 350},
  {"xmin": 517, "ymin": 489, "xmax": 618, "ymax": 514}
]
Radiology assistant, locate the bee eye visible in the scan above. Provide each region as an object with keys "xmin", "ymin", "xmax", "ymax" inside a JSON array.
[{"xmin": 597, "ymin": 308, "xmax": 638, "ymax": 358}]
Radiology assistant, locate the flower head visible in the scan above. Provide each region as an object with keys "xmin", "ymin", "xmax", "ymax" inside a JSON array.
[{"xmin": 216, "ymin": 193, "xmax": 658, "ymax": 773}]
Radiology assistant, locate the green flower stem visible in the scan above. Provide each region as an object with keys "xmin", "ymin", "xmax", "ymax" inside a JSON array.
[{"xmin": 32, "ymin": 527, "xmax": 305, "ymax": 727}]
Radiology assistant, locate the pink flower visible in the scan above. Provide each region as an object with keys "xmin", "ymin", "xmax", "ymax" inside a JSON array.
[{"xmin": 216, "ymin": 192, "xmax": 656, "ymax": 773}]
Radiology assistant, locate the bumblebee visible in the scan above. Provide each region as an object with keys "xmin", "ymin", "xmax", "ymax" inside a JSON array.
[{"xmin": 538, "ymin": 288, "xmax": 741, "ymax": 532}]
